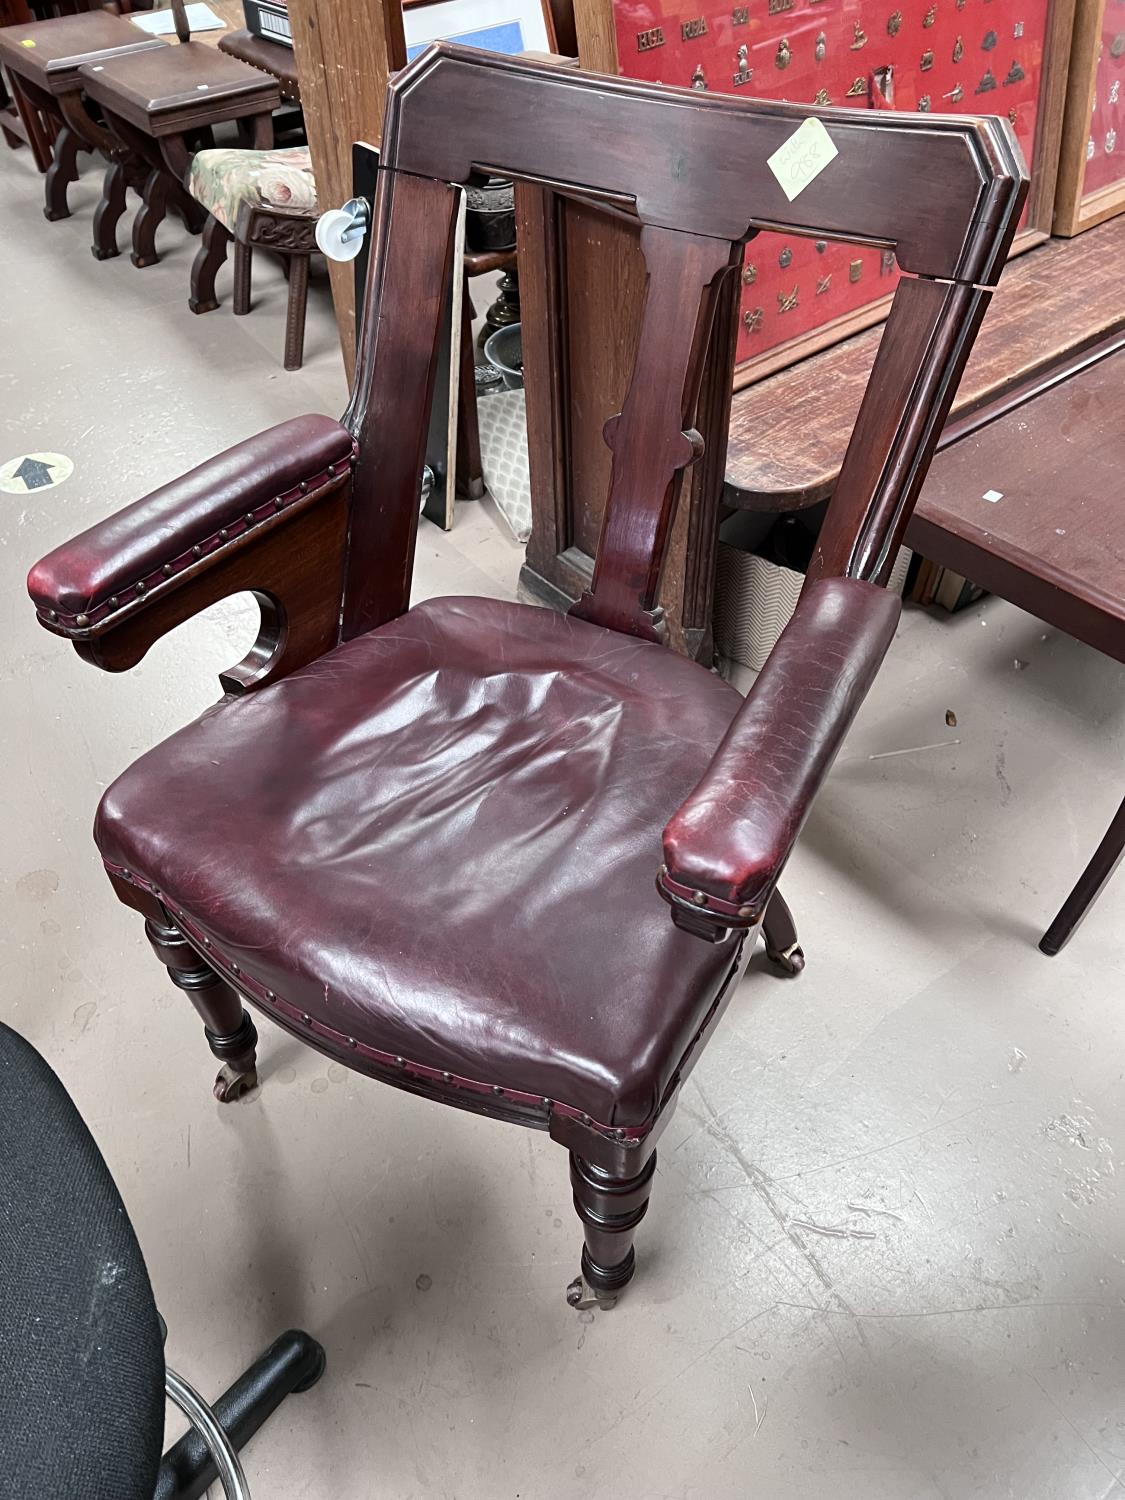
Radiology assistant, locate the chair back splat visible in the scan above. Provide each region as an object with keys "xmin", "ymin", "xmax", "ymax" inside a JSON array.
[{"xmin": 341, "ymin": 43, "xmax": 1027, "ymax": 642}]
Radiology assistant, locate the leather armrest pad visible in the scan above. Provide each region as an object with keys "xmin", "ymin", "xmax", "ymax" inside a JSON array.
[
  {"xmin": 27, "ymin": 415, "xmax": 355, "ymax": 625},
  {"xmin": 662, "ymin": 576, "xmax": 901, "ymax": 915}
]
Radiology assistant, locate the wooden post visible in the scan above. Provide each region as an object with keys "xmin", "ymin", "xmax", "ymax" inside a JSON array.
[{"xmin": 286, "ymin": 0, "xmax": 406, "ymax": 381}]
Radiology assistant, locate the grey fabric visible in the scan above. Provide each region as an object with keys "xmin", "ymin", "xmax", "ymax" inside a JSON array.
[{"xmin": 0, "ymin": 1024, "xmax": 165, "ymax": 1500}]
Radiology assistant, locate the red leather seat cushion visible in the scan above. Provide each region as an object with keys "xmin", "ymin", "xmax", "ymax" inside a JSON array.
[{"xmin": 95, "ymin": 598, "xmax": 742, "ymax": 1129}]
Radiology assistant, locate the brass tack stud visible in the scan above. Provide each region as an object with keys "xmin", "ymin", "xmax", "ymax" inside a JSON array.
[
  {"xmin": 301, "ymin": 1012, "xmax": 311, "ymax": 1025},
  {"xmin": 265, "ymin": 989, "xmax": 276, "ymax": 1000},
  {"xmin": 348, "ymin": 1037, "xmax": 358, "ymax": 1049},
  {"xmin": 244, "ymin": 512, "xmax": 254, "ymax": 525},
  {"xmin": 738, "ymin": 905, "xmax": 754, "ymax": 918},
  {"xmin": 273, "ymin": 497, "xmax": 284, "ymax": 510},
  {"xmin": 492, "ymin": 1085, "xmax": 503, "ymax": 1096},
  {"xmin": 692, "ymin": 890, "xmax": 708, "ymax": 907},
  {"xmin": 326, "ymin": 464, "xmax": 336, "ymax": 478},
  {"xmin": 542, "ymin": 1097, "xmax": 551, "ymax": 1107},
  {"xmin": 442, "ymin": 1070, "xmax": 452, "ymax": 1082},
  {"xmin": 230, "ymin": 963, "xmax": 240, "ymax": 975},
  {"xmin": 136, "ymin": 581, "xmax": 146, "ymax": 595},
  {"xmin": 203, "ymin": 937, "xmax": 212, "ymax": 947},
  {"xmin": 121, "ymin": 869, "xmax": 132, "ymax": 881},
  {"xmin": 192, "ymin": 545, "xmax": 203, "ymax": 559},
  {"xmin": 299, "ymin": 480, "xmax": 309, "ymax": 494},
  {"xmin": 162, "ymin": 563, "xmax": 173, "ymax": 577},
  {"xmin": 47, "ymin": 609, "xmax": 59, "ymax": 622},
  {"xmin": 109, "ymin": 596, "xmax": 119, "ymax": 610},
  {"xmin": 582, "ymin": 1113, "xmax": 592, "ymax": 1125},
  {"xmin": 395, "ymin": 1055, "xmax": 405, "ymax": 1067},
  {"xmin": 75, "ymin": 612, "xmax": 90, "ymax": 628},
  {"xmin": 218, "ymin": 528, "xmax": 229, "ymax": 541}
]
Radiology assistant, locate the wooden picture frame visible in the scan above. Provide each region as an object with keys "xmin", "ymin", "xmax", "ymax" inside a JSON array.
[
  {"xmin": 572, "ymin": 0, "xmax": 1075, "ymax": 389},
  {"xmin": 1053, "ymin": 0, "xmax": 1125, "ymax": 234},
  {"xmin": 403, "ymin": 0, "xmax": 557, "ymax": 60}
]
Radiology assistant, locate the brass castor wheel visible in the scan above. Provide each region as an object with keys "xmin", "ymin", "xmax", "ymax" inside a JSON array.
[
  {"xmin": 566, "ymin": 1274, "xmax": 618, "ymax": 1311},
  {"xmin": 213, "ymin": 1062, "xmax": 258, "ymax": 1103},
  {"xmin": 765, "ymin": 941, "xmax": 805, "ymax": 976}
]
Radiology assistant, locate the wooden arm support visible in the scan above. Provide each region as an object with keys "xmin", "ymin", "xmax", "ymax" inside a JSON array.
[
  {"xmin": 27, "ymin": 415, "xmax": 356, "ymax": 694},
  {"xmin": 658, "ymin": 577, "xmax": 901, "ymax": 942}
]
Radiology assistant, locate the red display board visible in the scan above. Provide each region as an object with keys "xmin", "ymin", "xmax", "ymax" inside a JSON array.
[{"xmin": 607, "ymin": 0, "xmax": 1066, "ymax": 379}]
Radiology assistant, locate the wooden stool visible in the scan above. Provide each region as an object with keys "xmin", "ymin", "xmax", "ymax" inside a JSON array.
[
  {"xmin": 187, "ymin": 144, "xmax": 318, "ymax": 370},
  {"xmin": 78, "ymin": 41, "xmax": 278, "ymax": 268},
  {"xmin": 0, "ymin": 11, "xmax": 163, "ymax": 221}
]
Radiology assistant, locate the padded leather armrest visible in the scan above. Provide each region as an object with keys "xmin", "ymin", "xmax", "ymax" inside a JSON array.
[
  {"xmin": 28, "ymin": 415, "xmax": 355, "ymax": 633},
  {"xmin": 659, "ymin": 577, "xmax": 901, "ymax": 939}
]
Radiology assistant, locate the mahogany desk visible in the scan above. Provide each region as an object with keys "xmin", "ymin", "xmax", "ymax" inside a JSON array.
[{"xmin": 905, "ymin": 334, "xmax": 1125, "ymax": 954}]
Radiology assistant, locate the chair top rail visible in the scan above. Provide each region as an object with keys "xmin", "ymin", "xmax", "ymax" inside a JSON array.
[{"xmin": 381, "ymin": 44, "xmax": 1027, "ymax": 285}]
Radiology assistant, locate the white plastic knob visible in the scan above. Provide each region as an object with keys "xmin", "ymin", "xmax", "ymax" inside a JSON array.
[{"xmin": 315, "ymin": 206, "xmax": 365, "ymax": 262}]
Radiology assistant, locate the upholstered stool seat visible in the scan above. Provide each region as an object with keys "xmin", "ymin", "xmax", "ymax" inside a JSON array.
[
  {"xmin": 187, "ymin": 144, "xmax": 319, "ymax": 370},
  {"xmin": 94, "ymin": 596, "xmax": 742, "ymax": 1131},
  {"xmin": 189, "ymin": 143, "xmax": 317, "ymax": 230}
]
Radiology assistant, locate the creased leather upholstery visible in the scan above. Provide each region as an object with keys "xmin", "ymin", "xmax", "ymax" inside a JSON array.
[
  {"xmin": 27, "ymin": 415, "xmax": 353, "ymax": 621},
  {"xmin": 95, "ymin": 598, "xmax": 742, "ymax": 1129},
  {"xmin": 663, "ymin": 577, "xmax": 901, "ymax": 915}
]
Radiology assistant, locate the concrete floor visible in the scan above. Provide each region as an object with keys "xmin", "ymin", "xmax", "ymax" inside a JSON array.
[{"xmin": 3, "ymin": 145, "xmax": 1125, "ymax": 1500}]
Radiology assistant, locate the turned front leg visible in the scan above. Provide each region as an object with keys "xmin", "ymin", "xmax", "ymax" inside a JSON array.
[
  {"xmin": 567, "ymin": 1149, "xmax": 657, "ymax": 1308},
  {"xmin": 145, "ymin": 914, "xmax": 259, "ymax": 1102}
]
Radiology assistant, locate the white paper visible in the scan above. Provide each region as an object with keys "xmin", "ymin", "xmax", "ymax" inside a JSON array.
[
  {"xmin": 982, "ymin": 489, "xmax": 1004, "ymax": 503},
  {"xmin": 766, "ymin": 117, "xmax": 839, "ymax": 203},
  {"xmin": 130, "ymin": 4, "xmax": 226, "ymax": 35}
]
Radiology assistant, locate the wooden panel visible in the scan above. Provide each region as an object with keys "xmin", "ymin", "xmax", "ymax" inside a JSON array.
[
  {"xmin": 286, "ymin": 0, "xmax": 405, "ymax": 379},
  {"xmin": 724, "ymin": 213, "xmax": 1125, "ymax": 511}
]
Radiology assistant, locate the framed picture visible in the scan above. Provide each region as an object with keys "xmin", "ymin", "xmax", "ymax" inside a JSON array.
[
  {"xmin": 403, "ymin": 0, "xmax": 556, "ymax": 61},
  {"xmin": 1054, "ymin": 0, "xmax": 1125, "ymax": 233},
  {"xmin": 573, "ymin": 0, "xmax": 1076, "ymax": 387}
]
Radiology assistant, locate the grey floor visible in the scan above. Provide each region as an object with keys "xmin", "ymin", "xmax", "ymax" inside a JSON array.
[{"xmin": 3, "ymin": 146, "xmax": 1125, "ymax": 1500}]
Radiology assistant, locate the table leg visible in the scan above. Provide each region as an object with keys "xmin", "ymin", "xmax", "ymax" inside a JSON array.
[
  {"xmin": 131, "ymin": 166, "xmax": 169, "ymax": 267},
  {"xmin": 9, "ymin": 72, "xmax": 54, "ymax": 173},
  {"xmin": 189, "ymin": 215, "xmax": 232, "ymax": 314},
  {"xmin": 1040, "ymin": 793, "xmax": 1125, "ymax": 955},
  {"xmin": 43, "ymin": 123, "xmax": 85, "ymax": 221}
]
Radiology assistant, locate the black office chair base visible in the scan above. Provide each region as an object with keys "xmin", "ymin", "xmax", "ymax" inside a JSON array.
[{"xmin": 154, "ymin": 1330, "xmax": 325, "ymax": 1500}]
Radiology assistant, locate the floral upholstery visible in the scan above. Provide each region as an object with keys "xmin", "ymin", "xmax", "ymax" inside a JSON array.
[{"xmin": 188, "ymin": 146, "xmax": 318, "ymax": 233}]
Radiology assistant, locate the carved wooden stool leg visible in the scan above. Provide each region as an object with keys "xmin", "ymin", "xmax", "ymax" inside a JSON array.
[
  {"xmin": 1040, "ymin": 792, "xmax": 1125, "ymax": 956},
  {"xmin": 282, "ymin": 252, "xmax": 309, "ymax": 370},
  {"xmin": 145, "ymin": 915, "xmax": 259, "ymax": 1102},
  {"xmin": 43, "ymin": 124, "xmax": 84, "ymax": 222},
  {"xmin": 567, "ymin": 1150, "xmax": 657, "ymax": 1309},
  {"xmin": 232, "ymin": 238, "xmax": 252, "ymax": 315},
  {"xmin": 762, "ymin": 889, "xmax": 805, "ymax": 974},
  {"xmin": 92, "ymin": 159, "xmax": 126, "ymax": 259},
  {"xmin": 189, "ymin": 215, "xmax": 232, "ymax": 314},
  {"xmin": 131, "ymin": 167, "xmax": 169, "ymax": 268}
]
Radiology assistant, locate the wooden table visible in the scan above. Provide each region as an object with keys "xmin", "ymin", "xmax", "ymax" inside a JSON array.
[{"xmin": 905, "ymin": 333, "xmax": 1125, "ymax": 954}]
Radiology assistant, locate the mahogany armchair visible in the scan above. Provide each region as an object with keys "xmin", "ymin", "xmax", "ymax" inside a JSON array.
[{"xmin": 27, "ymin": 47, "xmax": 1026, "ymax": 1309}]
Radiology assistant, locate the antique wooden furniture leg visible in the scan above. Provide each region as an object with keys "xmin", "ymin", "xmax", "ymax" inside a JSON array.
[
  {"xmin": 283, "ymin": 249, "xmax": 309, "ymax": 370},
  {"xmin": 189, "ymin": 213, "xmax": 232, "ymax": 312},
  {"xmin": 567, "ymin": 1150, "xmax": 657, "ymax": 1309},
  {"xmin": 43, "ymin": 121, "xmax": 86, "ymax": 220},
  {"xmin": 144, "ymin": 911, "xmax": 260, "ymax": 1102},
  {"xmin": 9, "ymin": 69, "xmax": 53, "ymax": 170},
  {"xmin": 131, "ymin": 164, "xmax": 169, "ymax": 266},
  {"xmin": 761, "ymin": 890, "xmax": 804, "ymax": 975},
  {"xmin": 1040, "ymin": 792, "xmax": 1125, "ymax": 956},
  {"xmin": 232, "ymin": 236, "xmax": 252, "ymax": 313}
]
